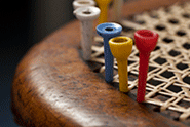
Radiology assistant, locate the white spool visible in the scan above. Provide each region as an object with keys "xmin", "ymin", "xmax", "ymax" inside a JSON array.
[
  {"xmin": 74, "ymin": 6, "xmax": 101, "ymax": 60},
  {"xmin": 73, "ymin": 0, "xmax": 95, "ymax": 10},
  {"xmin": 113, "ymin": 0, "xmax": 123, "ymax": 22}
]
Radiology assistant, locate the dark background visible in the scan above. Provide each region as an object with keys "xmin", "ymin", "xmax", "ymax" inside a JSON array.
[{"xmin": 0, "ymin": 1, "xmax": 74, "ymax": 126}]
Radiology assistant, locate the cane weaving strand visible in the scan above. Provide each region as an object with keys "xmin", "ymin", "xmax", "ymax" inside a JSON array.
[{"xmin": 90, "ymin": 2, "xmax": 190, "ymax": 121}]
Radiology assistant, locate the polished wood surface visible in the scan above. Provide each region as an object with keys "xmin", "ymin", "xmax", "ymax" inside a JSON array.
[{"xmin": 11, "ymin": 0, "xmax": 190, "ymax": 126}]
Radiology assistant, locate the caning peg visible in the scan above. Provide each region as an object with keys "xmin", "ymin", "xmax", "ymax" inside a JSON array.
[
  {"xmin": 97, "ymin": 22, "xmax": 122, "ymax": 83},
  {"xmin": 134, "ymin": 30, "xmax": 158, "ymax": 103},
  {"xmin": 109, "ymin": 37, "xmax": 133, "ymax": 92},
  {"xmin": 74, "ymin": 6, "xmax": 101, "ymax": 60}
]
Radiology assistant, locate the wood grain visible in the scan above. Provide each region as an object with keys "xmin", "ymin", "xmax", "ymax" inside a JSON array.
[{"xmin": 11, "ymin": 0, "xmax": 190, "ymax": 126}]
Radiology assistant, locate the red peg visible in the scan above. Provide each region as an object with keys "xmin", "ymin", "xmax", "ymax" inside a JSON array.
[{"xmin": 134, "ymin": 30, "xmax": 159, "ymax": 103}]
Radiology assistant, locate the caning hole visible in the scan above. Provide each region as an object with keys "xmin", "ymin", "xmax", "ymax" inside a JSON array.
[
  {"xmin": 94, "ymin": 41, "xmax": 104, "ymax": 47},
  {"xmin": 168, "ymin": 50, "xmax": 181, "ymax": 56},
  {"xmin": 147, "ymin": 79, "xmax": 163, "ymax": 86},
  {"xmin": 166, "ymin": 85, "xmax": 182, "ymax": 93},
  {"xmin": 155, "ymin": 24, "xmax": 166, "ymax": 31},
  {"xmin": 177, "ymin": 30, "xmax": 186, "ymax": 36},
  {"xmin": 162, "ymin": 37, "xmax": 173, "ymax": 43},
  {"xmin": 177, "ymin": 62, "xmax": 188, "ymax": 70},
  {"xmin": 148, "ymin": 66, "xmax": 157, "ymax": 72},
  {"xmin": 161, "ymin": 70, "xmax": 175, "ymax": 78},
  {"xmin": 97, "ymin": 53, "xmax": 104, "ymax": 58},
  {"xmin": 154, "ymin": 57, "xmax": 167, "ymax": 64},
  {"xmin": 136, "ymin": 20, "xmax": 146, "ymax": 24},
  {"xmin": 149, "ymin": 13, "xmax": 158, "ymax": 18},
  {"xmin": 183, "ymin": 43, "xmax": 190, "ymax": 49},
  {"xmin": 154, "ymin": 94, "xmax": 170, "ymax": 102},
  {"xmin": 122, "ymin": 26, "xmax": 133, "ymax": 32},
  {"xmin": 178, "ymin": 100, "xmax": 190, "ymax": 109},
  {"xmin": 182, "ymin": 13, "xmax": 190, "ymax": 18},
  {"xmin": 153, "ymin": 46, "xmax": 160, "ymax": 51},
  {"xmin": 128, "ymin": 72, "xmax": 138, "ymax": 81},
  {"xmin": 168, "ymin": 18, "xmax": 179, "ymax": 24},
  {"xmin": 128, "ymin": 60, "xmax": 135, "ymax": 66},
  {"xmin": 136, "ymin": 53, "xmax": 139, "ymax": 56},
  {"xmin": 183, "ymin": 76, "xmax": 190, "ymax": 84}
]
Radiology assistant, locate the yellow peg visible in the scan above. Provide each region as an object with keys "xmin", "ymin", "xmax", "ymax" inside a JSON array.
[
  {"xmin": 96, "ymin": 0, "xmax": 112, "ymax": 23},
  {"xmin": 109, "ymin": 37, "xmax": 133, "ymax": 92}
]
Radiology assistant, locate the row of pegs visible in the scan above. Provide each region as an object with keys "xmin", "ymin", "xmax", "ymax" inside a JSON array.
[
  {"xmin": 73, "ymin": 0, "xmax": 123, "ymax": 23},
  {"xmin": 97, "ymin": 23, "xmax": 158, "ymax": 103},
  {"xmin": 73, "ymin": 0, "xmax": 123, "ymax": 60},
  {"xmin": 72, "ymin": 0, "xmax": 159, "ymax": 103}
]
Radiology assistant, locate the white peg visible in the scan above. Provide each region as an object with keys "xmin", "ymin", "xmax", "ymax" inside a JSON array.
[
  {"xmin": 74, "ymin": 6, "xmax": 101, "ymax": 60},
  {"xmin": 73, "ymin": 0, "xmax": 95, "ymax": 10},
  {"xmin": 113, "ymin": 0, "xmax": 123, "ymax": 22}
]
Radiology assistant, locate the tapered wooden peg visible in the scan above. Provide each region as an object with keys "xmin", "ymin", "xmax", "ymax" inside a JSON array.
[
  {"xmin": 73, "ymin": 0, "xmax": 95, "ymax": 10},
  {"xmin": 134, "ymin": 30, "xmax": 159, "ymax": 103},
  {"xmin": 97, "ymin": 22, "xmax": 122, "ymax": 83},
  {"xmin": 109, "ymin": 37, "xmax": 133, "ymax": 92},
  {"xmin": 96, "ymin": 0, "xmax": 112, "ymax": 23},
  {"xmin": 74, "ymin": 6, "xmax": 101, "ymax": 60}
]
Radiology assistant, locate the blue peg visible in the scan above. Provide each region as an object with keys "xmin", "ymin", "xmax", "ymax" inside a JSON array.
[{"xmin": 97, "ymin": 22, "xmax": 122, "ymax": 83}]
